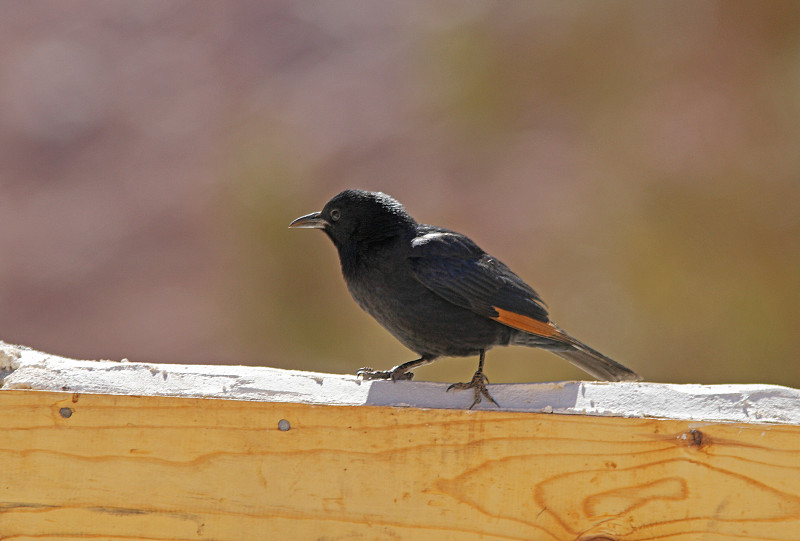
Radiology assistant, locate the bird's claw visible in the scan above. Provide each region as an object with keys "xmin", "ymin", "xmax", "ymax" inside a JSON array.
[
  {"xmin": 447, "ymin": 371, "xmax": 499, "ymax": 409},
  {"xmin": 357, "ymin": 367, "xmax": 414, "ymax": 381}
]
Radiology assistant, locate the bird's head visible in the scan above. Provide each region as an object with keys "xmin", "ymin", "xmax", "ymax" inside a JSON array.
[{"xmin": 289, "ymin": 189, "xmax": 416, "ymax": 248}]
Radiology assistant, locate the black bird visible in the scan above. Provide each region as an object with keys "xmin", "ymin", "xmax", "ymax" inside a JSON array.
[{"xmin": 290, "ymin": 189, "xmax": 641, "ymax": 407}]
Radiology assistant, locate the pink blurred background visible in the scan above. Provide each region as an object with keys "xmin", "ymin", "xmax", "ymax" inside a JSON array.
[{"xmin": 2, "ymin": 2, "xmax": 798, "ymax": 386}]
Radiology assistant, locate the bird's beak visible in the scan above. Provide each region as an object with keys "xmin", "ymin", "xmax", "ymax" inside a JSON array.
[{"xmin": 289, "ymin": 211, "xmax": 328, "ymax": 229}]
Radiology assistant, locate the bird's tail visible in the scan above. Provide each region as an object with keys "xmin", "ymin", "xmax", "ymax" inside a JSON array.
[
  {"xmin": 552, "ymin": 343, "xmax": 641, "ymax": 382},
  {"xmin": 512, "ymin": 331, "xmax": 641, "ymax": 382}
]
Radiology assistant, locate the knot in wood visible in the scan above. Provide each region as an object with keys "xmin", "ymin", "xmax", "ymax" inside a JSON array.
[{"xmin": 677, "ymin": 428, "xmax": 708, "ymax": 449}]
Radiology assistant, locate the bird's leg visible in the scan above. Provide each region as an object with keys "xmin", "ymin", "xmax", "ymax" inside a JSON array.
[
  {"xmin": 447, "ymin": 350, "xmax": 499, "ymax": 409},
  {"xmin": 357, "ymin": 356, "xmax": 434, "ymax": 382}
]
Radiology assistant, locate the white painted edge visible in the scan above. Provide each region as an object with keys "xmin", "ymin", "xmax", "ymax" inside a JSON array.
[{"xmin": 1, "ymin": 341, "xmax": 798, "ymax": 424}]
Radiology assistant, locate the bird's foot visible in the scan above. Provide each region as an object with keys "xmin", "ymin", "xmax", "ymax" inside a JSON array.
[
  {"xmin": 447, "ymin": 370, "xmax": 499, "ymax": 409},
  {"xmin": 357, "ymin": 366, "xmax": 414, "ymax": 381}
]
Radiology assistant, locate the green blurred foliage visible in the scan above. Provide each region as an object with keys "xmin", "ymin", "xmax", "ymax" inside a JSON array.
[{"xmin": 221, "ymin": 2, "xmax": 800, "ymax": 387}]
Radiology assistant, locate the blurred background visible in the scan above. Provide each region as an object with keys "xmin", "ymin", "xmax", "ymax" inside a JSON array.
[{"xmin": 1, "ymin": 1, "xmax": 798, "ymax": 387}]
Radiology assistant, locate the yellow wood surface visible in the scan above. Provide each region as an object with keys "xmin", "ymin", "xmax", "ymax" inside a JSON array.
[{"xmin": 1, "ymin": 390, "xmax": 799, "ymax": 541}]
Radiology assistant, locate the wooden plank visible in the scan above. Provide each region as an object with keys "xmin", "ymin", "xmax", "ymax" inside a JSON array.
[
  {"xmin": 3, "ymin": 342, "xmax": 800, "ymax": 424},
  {"xmin": 1, "ymin": 389, "xmax": 799, "ymax": 540}
]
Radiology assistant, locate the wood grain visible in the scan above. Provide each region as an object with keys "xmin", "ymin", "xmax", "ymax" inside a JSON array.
[{"xmin": 0, "ymin": 389, "xmax": 798, "ymax": 540}]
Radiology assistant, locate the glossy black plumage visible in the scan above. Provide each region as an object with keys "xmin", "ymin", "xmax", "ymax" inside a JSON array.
[{"xmin": 290, "ymin": 189, "xmax": 641, "ymax": 407}]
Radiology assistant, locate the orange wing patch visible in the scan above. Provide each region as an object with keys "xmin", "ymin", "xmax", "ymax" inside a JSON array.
[{"xmin": 491, "ymin": 307, "xmax": 570, "ymax": 342}]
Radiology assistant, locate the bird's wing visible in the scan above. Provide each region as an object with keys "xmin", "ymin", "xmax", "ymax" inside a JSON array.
[{"xmin": 408, "ymin": 230, "xmax": 570, "ymax": 342}]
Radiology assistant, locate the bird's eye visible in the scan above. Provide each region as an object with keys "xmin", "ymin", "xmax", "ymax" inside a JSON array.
[{"xmin": 330, "ymin": 208, "xmax": 341, "ymax": 222}]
